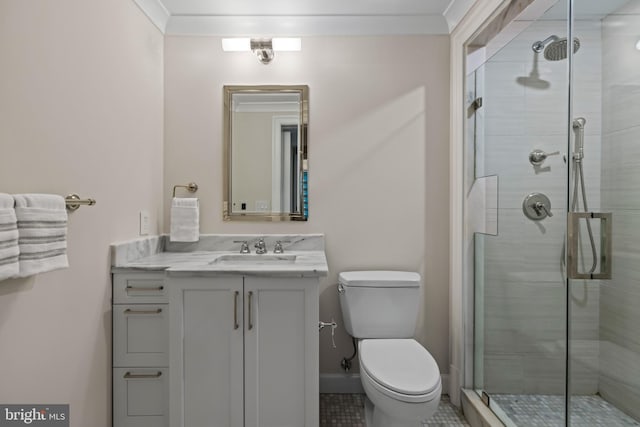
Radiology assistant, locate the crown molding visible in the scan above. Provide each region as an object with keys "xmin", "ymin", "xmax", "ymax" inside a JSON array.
[
  {"xmin": 443, "ymin": 0, "xmax": 477, "ymax": 33},
  {"xmin": 164, "ymin": 15, "xmax": 450, "ymax": 36},
  {"xmin": 133, "ymin": 0, "xmax": 170, "ymax": 33}
]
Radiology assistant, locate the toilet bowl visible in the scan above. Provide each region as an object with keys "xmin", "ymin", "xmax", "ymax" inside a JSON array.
[
  {"xmin": 359, "ymin": 339, "xmax": 441, "ymax": 427},
  {"xmin": 337, "ymin": 271, "xmax": 442, "ymax": 427}
]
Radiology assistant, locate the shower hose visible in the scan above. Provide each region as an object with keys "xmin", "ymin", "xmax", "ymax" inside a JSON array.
[{"xmin": 572, "ymin": 127, "xmax": 598, "ymax": 275}]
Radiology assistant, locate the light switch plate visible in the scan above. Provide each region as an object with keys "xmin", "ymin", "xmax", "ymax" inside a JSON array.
[{"xmin": 139, "ymin": 211, "xmax": 150, "ymax": 235}]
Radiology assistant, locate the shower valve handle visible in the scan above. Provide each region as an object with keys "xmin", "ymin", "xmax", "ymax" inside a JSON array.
[
  {"xmin": 529, "ymin": 149, "xmax": 560, "ymax": 166},
  {"xmin": 534, "ymin": 201, "xmax": 553, "ymax": 218}
]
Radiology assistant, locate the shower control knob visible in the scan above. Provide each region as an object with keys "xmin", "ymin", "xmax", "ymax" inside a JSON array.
[
  {"xmin": 529, "ymin": 149, "xmax": 560, "ymax": 166},
  {"xmin": 523, "ymin": 193, "xmax": 553, "ymax": 221}
]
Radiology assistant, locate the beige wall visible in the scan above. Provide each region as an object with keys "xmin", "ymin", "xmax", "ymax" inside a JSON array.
[
  {"xmin": 0, "ymin": 0, "xmax": 164, "ymax": 425},
  {"xmin": 0, "ymin": 12, "xmax": 450, "ymax": 421},
  {"xmin": 164, "ymin": 35, "xmax": 451, "ymax": 374}
]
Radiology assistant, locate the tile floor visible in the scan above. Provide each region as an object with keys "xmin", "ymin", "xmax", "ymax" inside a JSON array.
[
  {"xmin": 319, "ymin": 393, "xmax": 470, "ymax": 427},
  {"xmin": 491, "ymin": 394, "xmax": 640, "ymax": 427}
]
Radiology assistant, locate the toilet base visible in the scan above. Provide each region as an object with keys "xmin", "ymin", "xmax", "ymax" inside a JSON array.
[{"xmin": 364, "ymin": 396, "xmax": 428, "ymax": 427}]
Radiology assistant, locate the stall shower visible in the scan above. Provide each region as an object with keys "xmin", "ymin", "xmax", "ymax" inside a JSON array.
[{"xmin": 465, "ymin": 0, "xmax": 640, "ymax": 425}]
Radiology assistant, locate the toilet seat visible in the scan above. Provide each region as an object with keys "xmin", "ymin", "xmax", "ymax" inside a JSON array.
[{"xmin": 360, "ymin": 339, "xmax": 441, "ymax": 403}]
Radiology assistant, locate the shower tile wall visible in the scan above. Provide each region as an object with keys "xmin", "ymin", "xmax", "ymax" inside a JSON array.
[
  {"xmin": 478, "ymin": 19, "xmax": 602, "ymax": 395},
  {"xmin": 600, "ymin": 6, "xmax": 640, "ymax": 420}
]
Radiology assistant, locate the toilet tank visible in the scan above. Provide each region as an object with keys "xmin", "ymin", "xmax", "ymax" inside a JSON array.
[{"xmin": 338, "ymin": 271, "xmax": 421, "ymax": 339}]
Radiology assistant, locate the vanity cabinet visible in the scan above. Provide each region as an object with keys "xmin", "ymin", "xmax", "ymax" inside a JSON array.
[
  {"xmin": 112, "ymin": 272, "xmax": 169, "ymax": 427},
  {"xmin": 168, "ymin": 275, "xmax": 319, "ymax": 427}
]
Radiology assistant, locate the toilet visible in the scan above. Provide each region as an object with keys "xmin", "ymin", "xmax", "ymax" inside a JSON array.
[{"xmin": 338, "ymin": 271, "xmax": 441, "ymax": 427}]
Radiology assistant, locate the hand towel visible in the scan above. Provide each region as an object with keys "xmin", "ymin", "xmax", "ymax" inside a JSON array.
[
  {"xmin": 170, "ymin": 197, "xmax": 199, "ymax": 242},
  {"xmin": 0, "ymin": 194, "xmax": 19, "ymax": 281},
  {"xmin": 14, "ymin": 194, "xmax": 69, "ymax": 278}
]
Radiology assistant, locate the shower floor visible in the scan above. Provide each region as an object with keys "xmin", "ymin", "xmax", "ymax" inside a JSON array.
[{"xmin": 491, "ymin": 394, "xmax": 640, "ymax": 427}]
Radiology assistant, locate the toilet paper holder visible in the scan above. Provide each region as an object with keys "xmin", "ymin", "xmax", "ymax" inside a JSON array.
[{"xmin": 319, "ymin": 319, "xmax": 337, "ymax": 348}]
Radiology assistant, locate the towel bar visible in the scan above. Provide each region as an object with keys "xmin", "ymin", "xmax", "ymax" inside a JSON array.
[
  {"xmin": 65, "ymin": 194, "xmax": 96, "ymax": 211},
  {"xmin": 8, "ymin": 193, "xmax": 95, "ymax": 211}
]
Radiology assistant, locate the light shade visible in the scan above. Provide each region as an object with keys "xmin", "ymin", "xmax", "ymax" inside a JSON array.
[
  {"xmin": 636, "ymin": 38, "xmax": 640, "ymax": 51},
  {"xmin": 272, "ymin": 38, "xmax": 302, "ymax": 51},
  {"xmin": 222, "ymin": 38, "xmax": 251, "ymax": 52},
  {"xmin": 222, "ymin": 38, "xmax": 301, "ymax": 52}
]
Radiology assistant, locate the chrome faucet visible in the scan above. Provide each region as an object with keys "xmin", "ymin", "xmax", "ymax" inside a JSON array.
[
  {"xmin": 254, "ymin": 238, "xmax": 267, "ymax": 254},
  {"xmin": 234, "ymin": 240, "xmax": 250, "ymax": 254},
  {"xmin": 273, "ymin": 240, "xmax": 291, "ymax": 254}
]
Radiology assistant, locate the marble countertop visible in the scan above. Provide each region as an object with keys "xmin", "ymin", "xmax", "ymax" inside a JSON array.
[{"xmin": 110, "ymin": 234, "xmax": 328, "ymax": 277}]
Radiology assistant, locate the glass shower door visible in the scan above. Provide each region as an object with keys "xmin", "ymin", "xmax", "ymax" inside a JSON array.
[
  {"xmin": 568, "ymin": 0, "xmax": 640, "ymax": 425},
  {"xmin": 469, "ymin": 0, "xmax": 572, "ymax": 425}
]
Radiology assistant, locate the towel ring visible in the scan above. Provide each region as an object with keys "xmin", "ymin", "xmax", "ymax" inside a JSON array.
[{"xmin": 172, "ymin": 182, "xmax": 198, "ymax": 198}]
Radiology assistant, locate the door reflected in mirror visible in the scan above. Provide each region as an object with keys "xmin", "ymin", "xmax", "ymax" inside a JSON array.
[{"xmin": 223, "ymin": 85, "xmax": 308, "ymax": 221}]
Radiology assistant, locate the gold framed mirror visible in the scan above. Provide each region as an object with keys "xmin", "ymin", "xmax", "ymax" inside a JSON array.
[{"xmin": 223, "ymin": 85, "xmax": 309, "ymax": 221}]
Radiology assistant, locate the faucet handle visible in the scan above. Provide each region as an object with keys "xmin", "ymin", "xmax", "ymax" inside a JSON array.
[
  {"xmin": 529, "ymin": 149, "xmax": 560, "ymax": 166},
  {"xmin": 233, "ymin": 240, "xmax": 250, "ymax": 254},
  {"xmin": 273, "ymin": 240, "xmax": 291, "ymax": 254}
]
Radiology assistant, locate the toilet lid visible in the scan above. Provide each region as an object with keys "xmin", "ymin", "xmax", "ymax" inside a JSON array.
[{"xmin": 360, "ymin": 339, "xmax": 440, "ymax": 396}]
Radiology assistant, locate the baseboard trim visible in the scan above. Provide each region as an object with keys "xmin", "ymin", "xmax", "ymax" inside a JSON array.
[
  {"xmin": 320, "ymin": 373, "xmax": 450, "ymax": 395},
  {"xmin": 449, "ymin": 364, "xmax": 461, "ymax": 405},
  {"xmin": 441, "ymin": 374, "xmax": 450, "ymax": 395}
]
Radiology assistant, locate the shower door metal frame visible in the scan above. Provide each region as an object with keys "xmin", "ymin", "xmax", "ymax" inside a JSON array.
[{"xmin": 564, "ymin": 0, "xmax": 576, "ymax": 424}]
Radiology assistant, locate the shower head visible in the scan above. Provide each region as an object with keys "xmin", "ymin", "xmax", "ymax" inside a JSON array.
[
  {"xmin": 544, "ymin": 37, "xmax": 580, "ymax": 60},
  {"xmin": 532, "ymin": 36, "xmax": 581, "ymax": 61}
]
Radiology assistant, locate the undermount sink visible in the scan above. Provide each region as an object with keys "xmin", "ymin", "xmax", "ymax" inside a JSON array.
[{"xmin": 210, "ymin": 254, "xmax": 297, "ymax": 265}]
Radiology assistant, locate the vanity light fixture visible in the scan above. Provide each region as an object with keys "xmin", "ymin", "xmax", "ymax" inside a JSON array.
[
  {"xmin": 221, "ymin": 38, "xmax": 301, "ymax": 65},
  {"xmin": 636, "ymin": 38, "xmax": 640, "ymax": 51}
]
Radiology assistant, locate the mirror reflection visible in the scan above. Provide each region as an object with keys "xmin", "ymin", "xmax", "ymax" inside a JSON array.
[{"xmin": 223, "ymin": 85, "xmax": 308, "ymax": 221}]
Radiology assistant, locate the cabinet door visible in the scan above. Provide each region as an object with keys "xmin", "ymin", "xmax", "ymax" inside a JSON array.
[
  {"xmin": 244, "ymin": 277, "xmax": 319, "ymax": 427},
  {"xmin": 169, "ymin": 276, "xmax": 244, "ymax": 427},
  {"xmin": 113, "ymin": 367, "xmax": 168, "ymax": 427},
  {"xmin": 113, "ymin": 304, "xmax": 168, "ymax": 367}
]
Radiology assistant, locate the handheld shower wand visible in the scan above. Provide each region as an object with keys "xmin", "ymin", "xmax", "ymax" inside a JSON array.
[{"xmin": 573, "ymin": 117, "xmax": 586, "ymax": 161}]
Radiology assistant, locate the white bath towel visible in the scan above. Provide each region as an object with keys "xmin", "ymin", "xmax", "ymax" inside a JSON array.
[
  {"xmin": 14, "ymin": 194, "xmax": 69, "ymax": 278},
  {"xmin": 170, "ymin": 197, "xmax": 199, "ymax": 242},
  {"xmin": 0, "ymin": 194, "xmax": 19, "ymax": 281}
]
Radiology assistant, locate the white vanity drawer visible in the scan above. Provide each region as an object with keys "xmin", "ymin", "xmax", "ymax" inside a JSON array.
[
  {"xmin": 113, "ymin": 273, "xmax": 167, "ymax": 304},
  {"xmin": 113, "ymin": 305, "xmax": 168, "ymax": 367},
  {"xmin": 113, "ymin": 367, "xmax": 168, "ymax": 427}
]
